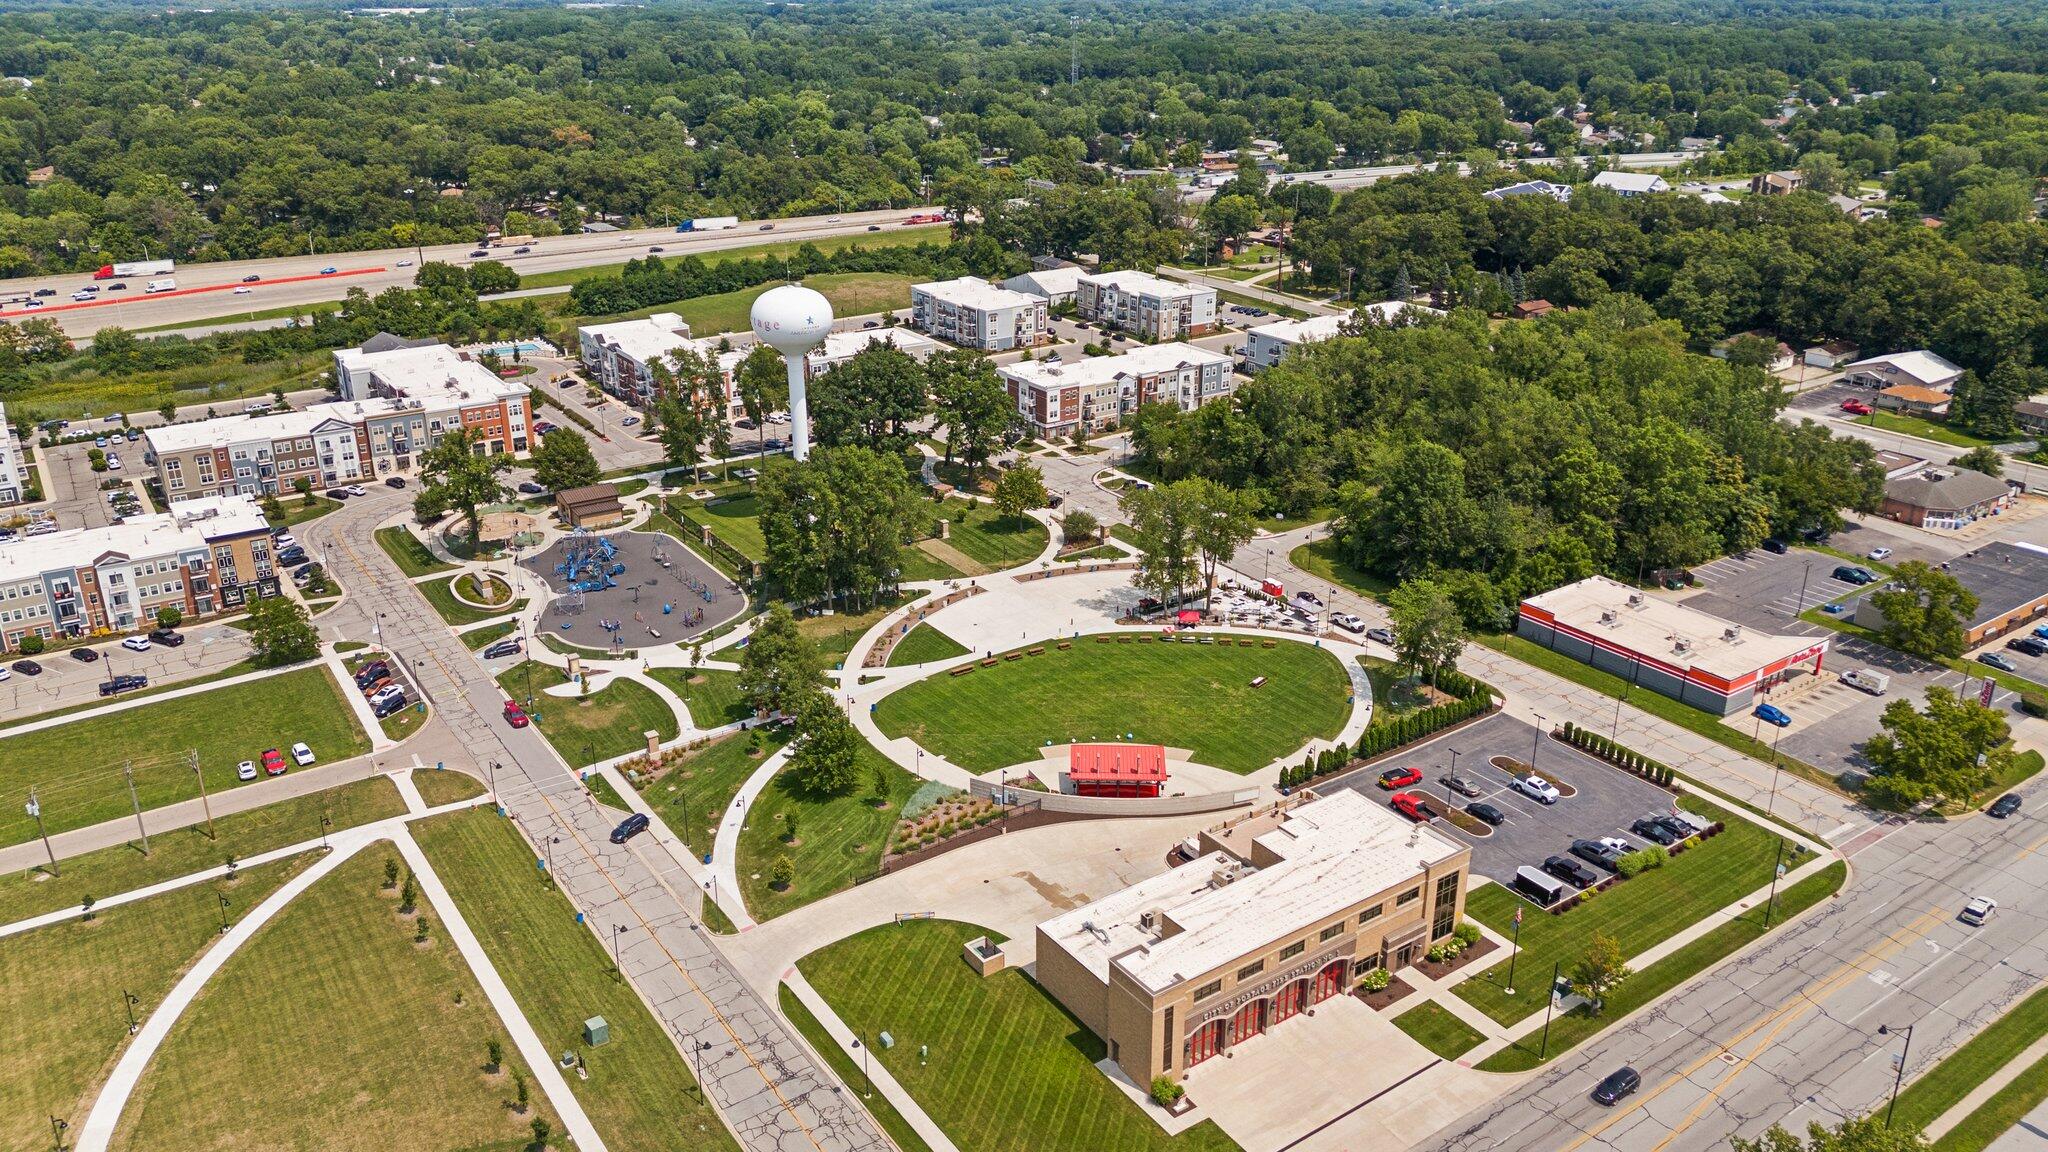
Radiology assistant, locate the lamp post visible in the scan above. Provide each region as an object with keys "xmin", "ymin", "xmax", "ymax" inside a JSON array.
[
  {"xmin": 1530, "ymin": 714, "xmax": 1547, "ymax": 772},
  {"xmin": 1879, "ymin": 1023, "xmax": 1915, "ymax": 1128},
  {"xmin": 217, "ymin": 892, "xmax": 230, "ymax": 934},
  {"xmin": 49, "ymin": 1117, "xmax": 67, "ymax": 1152},
  {"xmin": 1446, "ymin": 748, "xmax": 1461, "ymax": 804},
  {"xmin": 611, "ymin": 923, "xmax": 628, "ymax": 972},
  {"xmin": 692, "ymin": 1038, "xmax": 712, "ymax": 1101},
  {"xmin": 1538, "ymin": 960, "xmax": 1561, "ymax": 1057},
  {"xmin": 1793, "ymin": 558, "xmax": 1814, "ymax": 617},
  {"xmin": 122, "ymin": 989, "xmax": 140, "ymax": 1035},
  {"xmin": 1504, "ymin": 905, "xmax": 1523, "ymax": 996},
  {"xmin": 319, "ymin": 813, "xmax": 332, "ymax": 852},
  {"xmin": 852, "ymin": 1035, "xmax": 872, "ymax": 1098},
  {"xmin": 546, "ymin": 835, "xmax": 559, "ymax": 886},
  {"xmin": 1762, "ymin": 837, "xmax": 1788, "ymax": 929}
]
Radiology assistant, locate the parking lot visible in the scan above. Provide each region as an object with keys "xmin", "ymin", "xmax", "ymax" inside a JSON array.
[
  {"xmin": 37, "ymin": 434, "xmax": 147, "ymax": 531},
  {"xmin": 0, "ymin": 621, "xmax": 256, "ymax": 721},
  {"xmin": 1324, "ymin": 713, "xmax": 1684, "ymax": 889}
]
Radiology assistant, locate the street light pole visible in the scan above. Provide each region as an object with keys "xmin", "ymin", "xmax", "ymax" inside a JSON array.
[
  {"xmin": 1879, "ymin": 1023, "xmax": 1915, "ymax": 1128},
  {"xmin": 49, "ymin": 1117, "xmax": 67, "ymax": 1152},
  {"xmin": 319, "ymin": 813, "xmax": 332, "ymax": 852},
  {"xmin": 1530, "ymin": 715, "xmax": 1546, "ymax": 772},
  {"xmin": 852, "ymin": 1036, "xmax": 872, "ymax": 1098},
  {"xmin": 1538, "ymin": 961, "xmax": 1561, "ymax": 1057},
  {"xmin": 1446, "ymin": 748, "xmax": 1461, "ymax": 804},
  {"xmin": 1762, "ymin": 837, "xmax": 1788, "ymax": 929},
  {"xmin": 123, "ymin": 989, "xmax": 139, "ymax": 1035},
  {"xmin": 611, "ymin": 923, "xmax": 627, "ymax": 971},
  {"xmin": 26, "ymin": 787, "xmax": 58, "ymax": 877}
]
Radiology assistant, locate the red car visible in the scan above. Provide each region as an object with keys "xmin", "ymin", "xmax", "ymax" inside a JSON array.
[
  {"xmin": 1377, "ymin": 766, "xmax": 1423, "ymax": 790},
  {"xmin": 1840, "ymin": 399, "xmax": 1873, "ymax": 415},
  {"xmin": 503, "ymin": 700, "xmax": 530, "ymax": 728},
  {"xmin": 1389, "ymin": 792, "xmax": 1434, "ymax": 823},
  {"xmin": 260, "ymin": 748, "xmax": 287, "ymax": 776}
]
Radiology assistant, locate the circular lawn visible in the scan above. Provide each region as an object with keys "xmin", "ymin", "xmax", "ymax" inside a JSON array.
[{"xmin": 873, "ymin": 634, "xmax": 1353, "ymax": 776}]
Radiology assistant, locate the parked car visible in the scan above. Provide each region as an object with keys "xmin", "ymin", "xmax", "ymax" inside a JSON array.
[
  {"xmin": 1979, "ymin": 651, "xmax": 2020, "ymax": 672},
  {"xmin": 119, "ymin": 635, "xmax": 151, "ymax": 652},
  {"xmin": 385, "ymin": 476, "xmax": 407, "ymax": 489},
  {"xmin": 149, "ymin": 628, "xmax": 184, "ymax": 647},
  {"xmin": 1331, "ymin": 612, "xmax": 1365, "ymax": 633},
  {"xmin": 236, "ymin": 760, "xmax": 258, "ymax": 781},
  {"xmin": 98, "ymin": 673, "xmax": 148, "ymax": 697},
  {"xmin": 1388, "ymin": 792, "xmax": 1434, "ymax": 823},
  {"xmin": 1840, "ymin": 399, "xmax": 1873, "ymax": 416},
  {"xmin": 1544, "ymin": 855, "xmax": 1601, "ymax": 888},
  {"xmin": 2007, "ymin": 636, "xmax": 2048, "ymax": 657},
  {"xmin": 324, "ymin": 488, "xmax": 348, "ymax": 499},
  {"xmin": 1959, "ymin": 896, "xmax": 1998, "ymax": 926},
  {"xmin": 1752, "ymin": 702, "xmax": 1792, "ymax": 727},
  {"xmin": 1377, "ymin": 766, "xmax": 1423, "ymax": 790},
  {"xmin": 1465, "ymin": 801, "xmax": 1506, "ymax": 826},
  {"xmin": 344, "ymin": 485, "xmax": 366, "ymax": 497},
  {"xmin": 261, "ymin": 748, "xmax": 287, "ymax": 776},
  {"xmin": 610, "ymin": 812, "xmax": 650, "ymax": 843},
  {"xmin": 1513, "ymin": 775, "xmax": 1561, "ymax": 804},
  {"xmin": 373, "ymin": 693, "xmax": 409, "ymax": 718},
  {"xmin": 517, "ymin": 481, "xmax": 546, "ymax": 495},
  {"xmin": 1365, "ymin": 626, "xmax": 1395, "ymax": 645},
  {"xmin": 481, "ymin": 638, "xmax": 523, "ymax": 660},
  {"xmin": 69, "ymin": 646, "xmax": 100, "ymax": 663},
  {"xmin": 1440, "ymin": 774, "xmax": 1482, "ymax": 798},
  {"xmin": 1867, "ymin": 546, "xmax": 1893, "ymax": 562},
  {"xmin": 1989, "ymin": 793, "xmax": 2023, "ymax": 818},
  {"xmin": 1592, "ymin": 1067, "xmax": 1641, "ymax": 1106},
  {"xmin": 1632, "ymin": 817, "xmax": 1682, "ymax": 846},
  {"xmin": 1761, "ymin": 538, "xmax": 1788, "ymax": 554},
  {"xmin": 503, "ymin": 700, "xmax": 531, "ymax": 728},
  {"xmin": 1571, "ymin": 839, "xmax": 1627, "ymax": 871},
  {"xmin": 1832, "ymin": 565, "xmax": 1877, "ymax": 585},
  {"xmin": 10, "ymin": 659, "xmax": 41, "ymax": 676},
  {"xmin": 290, "ymin": 742, "xmax": 315, "ymax": 766},
  {"xmin": 353, "ymin": 661, "xmax": 390, "ymax": 688},
  {"xmin": 368, "ymin": 685, "xmax": 405, "ymax": 709}
]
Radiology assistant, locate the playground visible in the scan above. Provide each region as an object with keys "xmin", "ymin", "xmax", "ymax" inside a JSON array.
[{"xmin": 520, "ymin": 529, "xmax": 746, "ymax": 649}]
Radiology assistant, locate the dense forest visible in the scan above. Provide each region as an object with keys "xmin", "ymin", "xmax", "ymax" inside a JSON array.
[{"xmin": 0, "ymin": 0, "xmax": 2044, "ymax": 270}]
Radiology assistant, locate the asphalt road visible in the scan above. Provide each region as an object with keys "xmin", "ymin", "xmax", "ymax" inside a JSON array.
[{"xmin": 1, "ymin": 206, "xmax": 914, "ymax": 337}]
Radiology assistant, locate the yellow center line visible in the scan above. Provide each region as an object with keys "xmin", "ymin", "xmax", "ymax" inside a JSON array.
[{"xmin": 1559, "ymin": 906, "xmax": 1946, "ymax": 1152}]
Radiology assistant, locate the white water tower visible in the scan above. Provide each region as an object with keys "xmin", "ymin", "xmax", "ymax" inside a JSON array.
[{"xmin": 749, "ymin": 283, "xmax": 833, "ymax": 462}]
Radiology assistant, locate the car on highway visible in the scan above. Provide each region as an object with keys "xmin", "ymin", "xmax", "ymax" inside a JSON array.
[
  {"xmin": 107, "ymin": 282, "xmax": 126, "ymax": 291},
  {"xmin": 827, "ymin": 216, "xmax": 842, "ymax": 223},
  {"xmin": 1979, "ymin": 651, "xmax": 2020, "ymax": 672},
  {"xmin": 1840, "ymin": 399, "xmax": 1873, "ymax": 415},
  {"xmin": 1440, "ymin": 774, "xmax": 1482, "ymax": 798},
  {"xmin": 1753, "ymin": 702, "xmax": 1792, "ymax": 727},
  {"xmin": 1959, "ymin": 896, "xmax": 1997, "ymax": 926},
  {"xmin": 867, "ymin": 224, "xmax": 882, "ymax": 231},
  {"xmin": 319, "ymin": 266, "xmax": 337, "ymax": 275},
  {"xmin": 396, "ymin": 259, "xmax": 413, "ymax": 267},
  {"xmin": 242, "ymin": 274, "xmax": 261, "ymax": 282},
  {"xmin": 469, "ymin": 250, "xmax": 489, "ymax": 258},
  {"xmin": 648, "ymin": 245, "xmax": 665, "ymax": 253},
  {"xmin": 261, "ymin": 748, "xmax": 287, "ymax": 776},
  {"xmin": 290, "ymin": 742, "xmax": 315, "ymax": 766},
  {"xmin": 10, "ymin": 659, "xmax": 40, "ymax": 676},
  {"xmin": 71, "ymin": 291, "xmax": 94, "ymax": 301},
  {"xmin": 1377, "ymin": 766, "xmax": 1423, "ymax": 790},
  {"xmin": 503, "ymin": 700, "xmax": 531, "ymax": 728},
  {"xmin": 1592, "ymin": 1067, "xmax": 1640, "ymax": 1106},
  {"xmin": 610, "ymin": 812, "xmax": 651, "ymax": 843},
  {"xmin": 758, "ymin": 224, "xmax": 774, "ymax": 231},
  {"xmin": 237, "ymin": 759, "xmax": 258, "ymax": 782},
  {"xmin": 1388, "ymin": 792, "xmax": 1433, "ymax": 822},
  {"xmin": 21, "ymin": 299, "xmax": 39, "ymax": 307},
  {"xmin": 513, "ymin": 245, "xmax": 532, "ymax": 254},
  {"xmin": 32, "ymin": 287, "xmax": 53, "ymax": 297},
  {"xmin": 1989, "ymin": 793, "xmax": 2022, "ymax": 818},
  {"xmin": 1465, "ymin": 801, "xmax": 1506, "ymax": 826},
  {"xmin": 232, "ymin": 286, "xmax": 252, "ymax": 294},
  {"xmin": 1513, "ymin": 774, "xmax": 1561, "ymax": 804},
  {"xmin": 69, "ymin": 646, "xmax": 99, "ymax": 663},
  {"xmin": 1867, "ymin": 546, "xmax": 1893, "ymax": 561}
]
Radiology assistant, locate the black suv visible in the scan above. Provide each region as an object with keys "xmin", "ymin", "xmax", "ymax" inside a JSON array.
[
  {"xmin": 148, "ymin": 628, "xmax": 184, "ymax": 647},
  {"xmin": 1761, "ymin": 538, "xmax": 1789, "ymax": 554},
  {"xmin": 1832, "ymin": 564, "xmax": 1877, "ymax": 585},
  {"xmin": 2009, "ymin": 636, "xmax": 2048, "ymax": 658},
  {"xmin": 1631, "ymin": 817, "xmax": 1682, "ymax": 846},
  {"xmin": 1989, "ymin": 793, "xmax": 2022, "ymax": 818},
  {"xmin": 1544, "ymin": 855, "xmax": 1601, "ymax": 888}
]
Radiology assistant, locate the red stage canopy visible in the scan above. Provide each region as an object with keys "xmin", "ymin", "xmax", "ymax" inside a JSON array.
[{"xmin": 1068, "ymin": 743, "xmax": 1170, "ymax": 784}]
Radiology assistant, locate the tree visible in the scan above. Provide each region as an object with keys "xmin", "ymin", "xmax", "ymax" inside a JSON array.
[
  {"xmin": 926, "ymin": 349, "xmax": 1010, "ymax": 474},
  {"xmin": 1951, "ymin": 445, "xmax": 2004, "ymax": 478},
  {"xmin": 733, "ymin": 346, "xmax": 787, "ymax": 459},
  {"xmin": 1569, "ymin": 931, "xmax": 1631, "ymax": 1015},
  {"xmin": 1200, "ymin": 194, "xmax": 1261, "ymax": 256},
  {"xmin": 384, "ymin": 858, "xmax": 400, "ymax": 889},
  {"xmin": 415, "ymin": 427, "xmax": 511, "ymax": 543},
  {"xmin": 486, "ymin": 1038, "xmax": 504, "ymax": 1073},
  {"xmin": 157, "ymin": 400, "xmax": 177, "ymax": 423},
  {"xmin": 782, "ymin": 810, "xmax": 799, "ymax": 842},
  {"xmin": 992, "ymin": 462, "xmax": 1048, "ymax": 523},
  {"xmin": 398, "ymin": 870, "xmax": 418, "ymax": 915},
  {"xmin": 1184, "ymin": 478, "xmax": 1256, "ymax": 599},
  {"xmin": 467, "ymin": 260, "xmax": 520, "ymax": 295},
  {"xmin": 293, "ymin": 475, "xmax": 314, "ymax": 507},
  {"xmin": 809, "ymin": 342, "xmax": 930, "ymax": 451},
  {"xmin": 1386, "ymin": 578, "xmax": 1466, "ymax": 681},
  {"xmin": 1058, "ymin": 509, "xmax": 1100, "ymax": 544},
  {"xmin": 737, "ymin": 605, "xmax": 823, "ymax": 717},
  {"xmin": 528, "ymin": 1117, "xmax": 551, "ymax": 1152},
  {"xmin": 1862, "ymin": 685, "xmax": 2009, "ymax": 808},
  {"xmin": 1868, "ymin": 562, "xmax": 1979, "ymax": 659},
  {"xmin": 529, "ymin": 426, "xmax": 601, "ymax": 492},
  {"xmin": 1733, "ymin": 1117, "xmax": 1928, "ymax": 1152},
  {"xmin": 513, "ymin": 1069, "xmax": 530, "ymax": 1112},
  {"xmin": 1120, "ymin": 482, "xmax": 1201, "ymax": 608},
  {"xmin": 786, "ymin": 691, "xmax": 862, "ymax": 796},
  {"xmin": 769, "ymin": 855, "xmax": 796, "ymax": 891},
  {"xmin": 246, "ymin": 595, "xmax": 319, "ymax": 666},
  {"xmin": 155, "ymin": 605, "xmax": 183, "ymax": 630},
  {"xmin": 758, "ymin": 447, "xmax": 932, "ymax": 606}
]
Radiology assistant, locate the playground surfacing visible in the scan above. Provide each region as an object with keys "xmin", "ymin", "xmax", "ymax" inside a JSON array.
[{"xmin": 520, "ymin": 529, "xmax": 746, "ymax": 647}]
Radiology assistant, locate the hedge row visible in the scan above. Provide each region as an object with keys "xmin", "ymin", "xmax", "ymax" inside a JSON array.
[
  {"xmin": 1280, "ymin": 672, "xmax": 1498, "ymax": 790},
  {"xmin": 1559, "ymin": 720, "xmax": 1676, "ymax": 787}
]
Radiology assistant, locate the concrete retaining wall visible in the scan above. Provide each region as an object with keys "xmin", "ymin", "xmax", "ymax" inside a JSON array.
[{"xmin": 968, "ymin": 778, "xmax": 1259, "ymax": 816}]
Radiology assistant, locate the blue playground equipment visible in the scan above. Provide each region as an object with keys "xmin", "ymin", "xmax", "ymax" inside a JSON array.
[{"xmin": 556, "ymin": 532, "xmax": 622, "ymax": 592}]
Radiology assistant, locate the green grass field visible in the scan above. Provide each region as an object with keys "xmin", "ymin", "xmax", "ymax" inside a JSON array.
[
  {"xmin": 1934, "ymin": 1052, "xmax": 2048, "ymax": 1152},
  {"xmin": 779, "ymin": 984, "xmax": 935, "ymax": 1152},
  {"xmin": 737, "ymin": 742, "xmax": 921, "ymax": 919},
  {"xmin": 690, "ymin": 493, "xmax": 769, "ymax": 561},
  {"xmin": 0, "ymin": 666, "xmax": 371, "ymax": 847},
  {"xmin": 265, "ymin": 494, "xmax": 342, "ymax": 528},
  {"xmin": 1289, "ymin": 538, "xmax": 1395, "ymax": 600},
  {"xmin": 1477, "ymin": 863, "xmax": 1847, "ymax": 1071},
  {"xmin": 0, "ymin": 657, "xmax": 263, "ymax": 733},
  {"xmin": 1392, "ymin": 1001, "xmax": 1487, "ymax": 1060},
  {"xmin": 875, "ymin": 635, "xmax": 1351, "ymax": 775},
  {"xmin": 419, "ymin": 574, "xmax": 527, "ymax": 627},
  {"xmin": 1455, "ymin": 797, "xmax": 1798, "ymax": 1027},
  {"xmin": 933, "ymin": 499, "xmax": 1049, "ymax": 570},
  {"xmin": 0, "ymin": 855, "xmax": 315, "ymax": 1152},
  {"xmin": 798, "ymin": 919, "xmax": 1241, "ymax": 1152},
  {"xmin": 0, "ymin": 776, "xmax": 405, "ymax": 922},
  {"xmin": 1890, "ymin": 983, "xmax": 2048, "ymax": 1133},
  {"xmin": 799, "ymin": 593, "xmax": 924, "ymax": 660},
  {"xmin": 646, "ymin": 666, "xmax": 753, "ymax": 728},
  {"xmin": 11, "ymin": 353, "xmax": 328, "ymax": 425},
  {"xmin": 1851, "ymin": 410, "xmax": 1992, "ymax": 448},
  {"xmin": 413, "ymin": 809, "xmax": 741, "ymax": 1152},
  {"xmin": 375, "ymin": 525, "xmax": 455, "ymax": 578},
  {"xmin": 886, "ymin": 623, "xmax": 971, "ymax": 667},
  {"xmin": 576, "ymin": 272, "xmax": 915, "ymax": 339},
  {"xmin": 494, "ymin": 661, "xmax": 679, "ymax": 766},
  {"xmin": 112, "ymin": 845, "xmax": 556, "ymax": 1152},
  {"xmin": 647, "ymin": 729, "xmax": 785, "ymax": 856},
  {"xmin": 414, "ymin": 769, "xmax": 489, "ymax": 807},
  {"xmin": 461, "ymin": 620, "xmax": 520, "ymax": 650},
  {"xmin": 519, "ymin": 225, "xmax": 949, "ymax": 292}
]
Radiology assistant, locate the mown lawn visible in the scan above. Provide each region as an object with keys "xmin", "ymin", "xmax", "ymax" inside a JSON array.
[
  {"xmin": 419, "ymin": 574, "xmax": 527, "ymax": 627},
  {"xmin": 779, "ymin": 984, "xmax": 935, "ymax": 1152},
  {"xmin": 1392, "ymin": 1001, "xmax": 1487, "ymax": 1060},
  {"xmin": 798, "ymin": 919, "xmax": 1242, "ymax": 1152},
  {"xmin": 0, "ymin": 855, "xmax": 315, "ymax": 1152},
  {"xmin": 1455, "ymin": 796, "xmax": 1803, "ymax": 1027},
  {"xmin": 1477, "ymin": 863, "xmax": 1847, "ymax": 1071},
  {"xmin": 375, "ymin": 525, "xmax": 454, "ymax": 578},
  {"xmin": 799, "ymin": 593, "xmax": 924, "ymax": 660},
  {"xmin": 573, "ymin": 272, "xmax": 916, "ymax": 340},
  {"xmin": 461, "ymin": 620, "xmax": 520, "ymax": 650},
  {"xmin": 413, "ymin": 769, "xmax": 489, "ymax": 808},
  {"xmin": 0, "ymin": 776, "xmax": 404, "ymax": 921},
  {"xmin": 886, "ymin": 623, "xmax": 971, "ymax": 667},
  {"xmin": 689, "ymin": 493, "xmax": 769, "ymax": 561},
  {"xmin": 266, "ymin": 495, "xmax": 343, "ymax": 528},
  {"xmin": 647, "ymin": 729, "xmax": 786, "ymax": 857},
  {"xmin": 413, "ymin": 809, "xmax": 741, "ymax": 1152},
  {"xmin": 112, "ymin": 846, "xmax": 555, "ymax": 1152},
  {"xmin": 494, "ymin": 661, "xmax": 679, "ymax": 766},
  {"xmin": 0, "ymin": 666, "xmax": 371, "ymax": 847},
  {"xmin": 522, "ymin": 226, "xmax": 948, "ymax": 292},
  {"xmin": 1890, "ymin": 983, "xmax": 2048, "ymax": 1133},
  {"xmin": 933, "ymin": 498, "xmax": 1048, "ymax": 570},
  {"xmin": 737, "ymin": 742, "xmax": 922, "ymax": 920},
  {"xmin": 646, "ymin": 666, "xmax": 753, "ymax": 728},
  {"xmin": 875, "ymin": 635, "xmax": 1351, "ymax": 775},
  {"xmin": 1289, "ymin": 538, "xmax": 1395, "ymax": 600}
]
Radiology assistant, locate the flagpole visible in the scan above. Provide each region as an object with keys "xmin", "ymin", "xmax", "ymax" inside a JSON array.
[{"xmin": 1505, "ymin": 906, "xmax": 1522, "ymax": 996}]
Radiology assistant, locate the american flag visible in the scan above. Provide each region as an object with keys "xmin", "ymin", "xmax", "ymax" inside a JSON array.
[{"xmin": 1513, "ymin": 907, "xmax": 1523, "ymax": 927}]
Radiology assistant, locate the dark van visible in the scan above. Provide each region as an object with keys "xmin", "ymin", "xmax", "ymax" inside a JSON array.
[{"xmin": 610, "ymin": 812, "xmax": 650, "ymax": 844}]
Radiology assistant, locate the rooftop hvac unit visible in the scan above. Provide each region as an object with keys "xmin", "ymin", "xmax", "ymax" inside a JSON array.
[
  {"xmin": 1674, "ymin": 638, "xmax": 1693, "ymax": 654},
  {"xmin": 1626, "ymin": 592, "xmax": 1646, "ymax": 607},
  {"xmin": 1723, "ymin": 625, "xmax": 1743, "ymax": 642},
  {"xmin": 1598, "ymin": 609, "xmax": 1617, "ymax": 625}
]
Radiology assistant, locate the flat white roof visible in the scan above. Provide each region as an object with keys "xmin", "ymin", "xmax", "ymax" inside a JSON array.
[
  {"xmin": 999, "ymin": 342, "xmax": 1229, "ymax": 392},
  {"xmin": 1081, "ymin": 269, "xmax": 1209, "ymax": 301},
  {"xmin": 579, "ymin": 313, "xmax": 696, "ymax": 366},
  {"xmin": 1592, "ymin": 171, "xmax": 1668, "ymax": 193},
  {"xmin": 1845, "ymin": 350, "xmax": 1964, "ymax": 387},
  {"xmin": 1250, "ymin": 302, "xmax": 1442, "ymax": 347},
  {"xmin": 1003, "ymin": 267, "xmax": 1087, "ymax": 299},
  {"xmin": 1039, "ymin": 790, "xmax": 1464, "ymax": 996},
  {"xmin": 144, "ymin": 402, "xmax": 364, "ymax": 455},
  {"xmin": 0, "ymin": 493, "xmax": 267, "ymax": 583},
  {"xmin": 815, "ymin": 328, "xmax": 941, "ymax": 364},
  {"xmin": 911, "ymin": 275, "xmax": 1041, "ymax": 312},
  {"xmin": 335, "ymin": 342, "xmax": 528, "ymax": 407},
  {"xmin": 1521, "ymin": 575, "xmax": 1823, "ymax": 681}
]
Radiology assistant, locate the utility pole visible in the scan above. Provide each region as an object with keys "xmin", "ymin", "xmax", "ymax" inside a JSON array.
[
  {"xmin": 124, "ymin": 762, "xmax": 149, "ymax": 855},
  {"xmin": 190, "ymin": 751, "xmax": 215, "ymax": 841},
  {"xmin": 26, "ymin": 787, "xmax": 58, "ymax": 877},
  {"xmin": 1538, "ymin": 961, "xmax": 1561, "ymax": 1057},
  {"xmin": 1069, "ymin": 15, "xmax": 1080, "ymax": 85}
]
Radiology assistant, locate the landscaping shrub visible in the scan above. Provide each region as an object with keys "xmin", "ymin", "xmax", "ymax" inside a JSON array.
[
  {"xmin": 2023, "ymin": 692, "xmax": 2048, "ymax": 718},
  {"xmin": 1358, "ymin": 967, "xmax": 1392, "ymax": 992},
  {"xmin": 1614, "ymin": 845, "xmax": 1667, "ymax": 878},
  {"xmin": 1149, "ymin": 1076, "xmax": 1184, "ymax": 1107},
  {"xmin": 17, "ymin": 633, "xmax": 44, "ymax": 655}
]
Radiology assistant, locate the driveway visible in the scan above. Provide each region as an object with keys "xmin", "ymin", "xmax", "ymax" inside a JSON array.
[{"xmin": 1321, "ymin": 713, "xmax": 1683, "ymax": 888}]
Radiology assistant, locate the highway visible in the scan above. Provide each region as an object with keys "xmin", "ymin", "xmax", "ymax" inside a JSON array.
[{"xmin": 0, "ymin": 206, "xmax": 916, "ymax": 337}]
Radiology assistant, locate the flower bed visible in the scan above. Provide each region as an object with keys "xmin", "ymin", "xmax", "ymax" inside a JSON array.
[
  {"xmin": 1415, "ymin": 925, "xmax": 1494, "ymax": 980},
  {"xmin": 889, "ymin": 794, "xmax": 1004, "ymax": 857},
  {"xmin": 1357, "ymin": 971, "xmax": 1416, "ymax": 1011}
]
